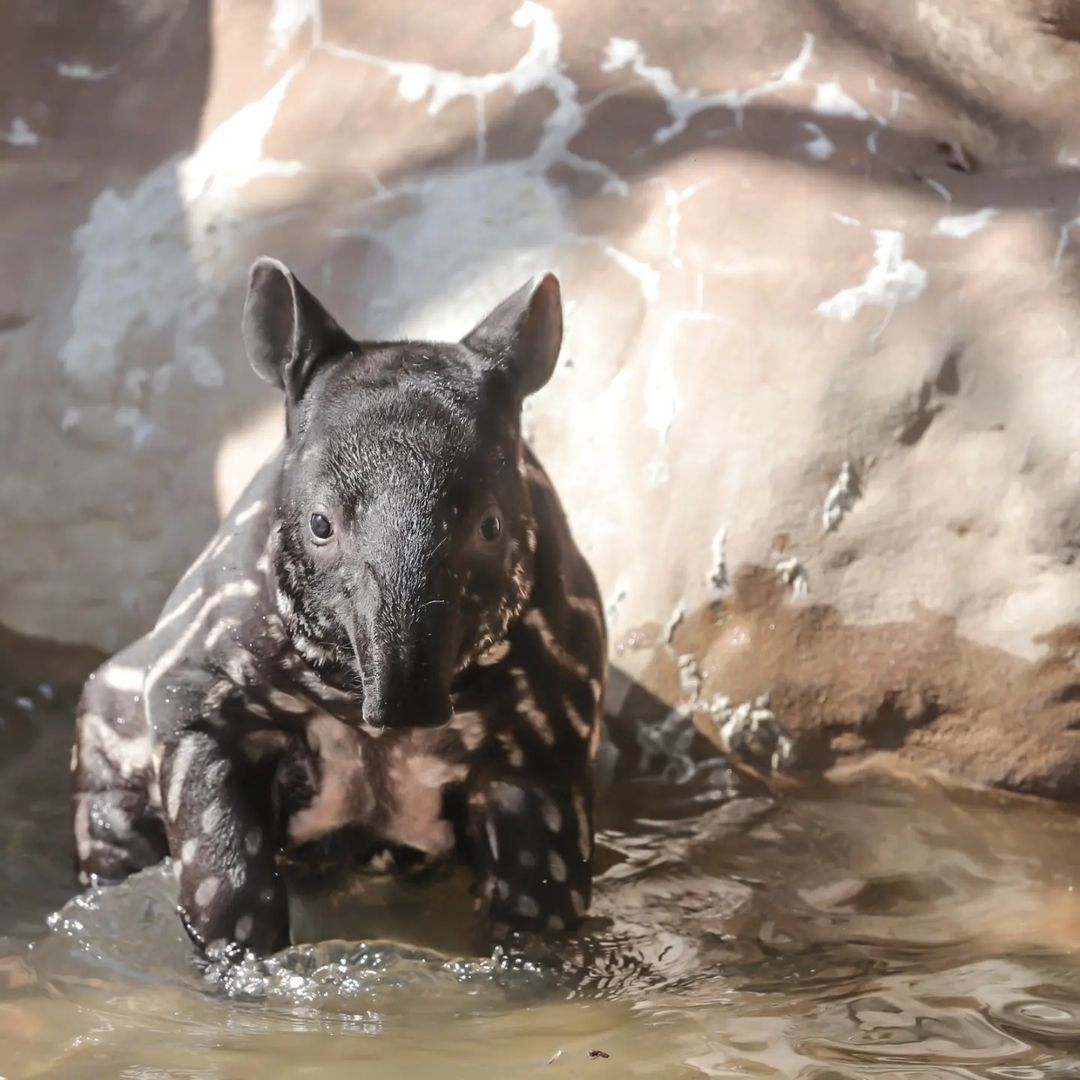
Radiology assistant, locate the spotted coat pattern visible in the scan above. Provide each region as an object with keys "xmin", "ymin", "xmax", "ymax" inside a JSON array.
[{"xmin": 72, "ymin": 265, "xmax": 606, "ymax": 956}]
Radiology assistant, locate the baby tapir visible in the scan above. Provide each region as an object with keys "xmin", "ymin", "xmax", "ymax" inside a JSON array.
[{"xmin": 72, "ymin": 259, "xmax": 607, "ymax": 956}]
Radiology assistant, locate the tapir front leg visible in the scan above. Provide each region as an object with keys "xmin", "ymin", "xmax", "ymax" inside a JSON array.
[
  {"xmin": 468, "ymin": 774, "xmax": 593, "ymax": 941},
  {"xmin": 160, "ymin": 730, "xmax": 289, "ymax": 954},
  {"xmin": 73, "ymin": 694, "xmax": 167, "ymax": 885}
]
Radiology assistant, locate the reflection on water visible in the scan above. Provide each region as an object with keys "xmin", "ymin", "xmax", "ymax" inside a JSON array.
[{"xmin": 1, "ymin": 655, "xmax": 1079, "ymax": 1078}]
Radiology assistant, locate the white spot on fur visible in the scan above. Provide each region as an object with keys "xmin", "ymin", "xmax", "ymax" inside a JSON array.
[
  {"xmin": 152, "ymin": 585, "xmax": 206, "ymax": 637},
  {"xmin": 234, "ymin": 914, "xmax": 254, "ymax": 942},
  {"xmin": 146, "ymin": 581, "xmax": 261, "ymax": 720},
  {"xmin": 74, "ymin": 797, "xmax": 92, "ymax": 861},
  {"xmin": 201, "ymin": 803, "xmax": 223, "ymax": 834},
  {"xmin": 548, "ymin": 849, "xmax": 568, "ymax": 883},
  {"xmin": 523, "ymin": 610, "xmax": 592, "ymax": 680},
  {"xmin": 244, "ymin": 827, "xmax": 262, "ymax": 856},
  {"xmin": 490, "ymin": 781, "xmax": 526, "ymax": 813},
  {"xmin": 497, "ymin": 731, "xmax": 526, "ymax": 767},
  {"xmin": 79, "ymin": 711, "xmax": 151, "ymax": 783},
  {"xmin": 570, "ymin": 889, "xmax": 586, "ymax": 917},
  {"xmin": 166, "ymin": 738, "xmax": 199, "ymax": 820},
  {"xmin": 194, "ymin": 876, "xmax": 220, "ymax": 907},
  {"xmin": 563, "ymin": 697, "xmax": 593, "ymax": 740},
  {"xmin": 476, "ymin": 639, "xmax": 511, "ymax": 666},
  {"xmin": 101, "ymin": 663, "xmax": 144, "ymax": 694},
  {"xmin": 516, "ymin": 894, "xmax": 539, "ymax": 918},
  {"xmin": 181, "ymin": 839, "xmax": 199, "ymax": 863},
  {"xmin": 539, "ymin": 794, "xmax": 562, "ymax": 834},
  {"xmin": 572, "ymin": 790, "xmax": 591, "ymax": 860},
  {"xmin": 233, "ymin": 499, "xmax": 265, "ymax": 527},
  {"xmin": 486, "ymin": 819, "xmax": 500, "ymax": 861},
  {"xmin": 204, "ymin": 619, "xmax": 235, "ymax": 651}
]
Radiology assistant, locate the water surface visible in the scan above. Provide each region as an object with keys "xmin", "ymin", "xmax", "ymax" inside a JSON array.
[{"xmin": 2, "ymin": 657, "xmax": 1079, "ymax": 1078}]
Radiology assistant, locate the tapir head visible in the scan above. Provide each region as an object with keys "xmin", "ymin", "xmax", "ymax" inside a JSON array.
[{"xmin": 242, "ymin": 258, "xmax": 562, "ymax": 730}]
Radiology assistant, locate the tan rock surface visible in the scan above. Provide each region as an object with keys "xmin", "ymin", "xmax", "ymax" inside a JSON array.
[{"xmin": 2, "ymin": 0, "xmax": 1079, "ymax": 794}]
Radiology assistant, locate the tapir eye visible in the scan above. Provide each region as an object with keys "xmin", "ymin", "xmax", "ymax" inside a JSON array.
[
  {"xmin": 309, "ymin": 512, "xmax": 334, "ymax": 543},
  {"xmin": 478, "ymin": 510, "xmax": 502, "ymax": 544}
]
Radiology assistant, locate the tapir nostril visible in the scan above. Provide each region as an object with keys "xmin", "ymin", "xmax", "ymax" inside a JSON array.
[{"xmin": 360, "ymin": 681, "xmax": 452, "ymax": 730}]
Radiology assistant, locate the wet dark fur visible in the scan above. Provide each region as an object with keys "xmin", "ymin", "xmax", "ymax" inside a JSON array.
[{"xmin": 72, "ymin": 261, "xmax": 606, "ymax": 956}]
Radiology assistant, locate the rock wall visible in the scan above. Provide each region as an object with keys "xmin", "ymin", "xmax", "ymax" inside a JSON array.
[{"xmin": 2, "ymin": 0, "xmax": 1079, "ymax": 794}]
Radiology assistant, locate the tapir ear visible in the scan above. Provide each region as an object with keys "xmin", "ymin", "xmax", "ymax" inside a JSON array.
[
  {"xmin": 461, "ymin": 273, "xmax": 562, "ymax": 399},
  {"xmin": 242, "ymin": 257, "xmax": 353, "ymax": 398}
]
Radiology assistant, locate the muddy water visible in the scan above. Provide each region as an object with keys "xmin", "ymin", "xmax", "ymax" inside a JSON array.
[{"xmin": 2, "ymin": 656, "xmax": 1080, "ymax": 1078}]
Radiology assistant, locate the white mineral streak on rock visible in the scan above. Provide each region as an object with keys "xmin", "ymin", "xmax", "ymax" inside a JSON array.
[
  {"xmin": 602, "ymin": 33, "xmax": 815, "ymax": 138},
  {"xmin": 932, "ymin": 208, "xmax": 998, "ymax": 238},
  {"xmin": 642, "ymin": 321, "xmax": 680, "ymax": 474},
  {"xmin": 663, "ymin": 601, "xmax": 686, "ymax": 644},
  {"xmin": 319, "ymin": 2, "xmax": 624, "ymax": 192},
  {"xmin": 653, "ymin": 179, "xmax": 715, "ymax": 267},
  {"xmin": 59, "ymin": 67, "xmax": 303, "ymax": 443},
  {"xmin": 920, "ymin": 176, "xmax": 954, "ymax": 204},
  {"xmin": 301, "ymin": 3, "xmax": 648, "ymax": 353},
  {"xmin": 811, "ymin": 82, "xmax": 873, "ymax": 121},
  {"xmin": 267, "ymin": 0, "xmax": 320, "ymax": 62},
  {"xmin": 822, "ymin": 460, "xmax": 859, "ymax": 532},
  {"xmin": 802, "ymin": 122, "xmax": 835, "ymax": 161},
  {"xmin": 604, "ymin": 579, "xmax": 629, "ymax": 627},
  {"xmin": 114, "ymin": 405, "xmax": 155, "ymax": 449},
  {"xmin": 709, "ymin": 693, "xmax": 794, "ymax": 773},
  {"xmin": 676, "ymin": 654, "xmax": 704, "ymax": 703},
  {"xmin": 57, "ymin": 63, "xmax": 114, "ymax": 80},
  {"xmin": 642, "ymin": 307, "xmax": 728, "ymax": 485},
  {"xmin": 1055, "ymin": 211, "xmax": 1080, "ymax": 267},
  {"xmin": 705, "ymin": 527, "xmax": 729, "ymax": 596},
  {"xmin": 816, "ymin": 230, "xmax": 928, "ymax": 321},
  {"xmin": 2, "ymin": 118, "xmax": 39, "ymax": 146},
  {"xmin": 775, "ymin": 556, "xmax": 809, "ymax": 597},
  {"xmin": 603, "ymin": 244, "xmax": 660, "ymax": 300}
]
